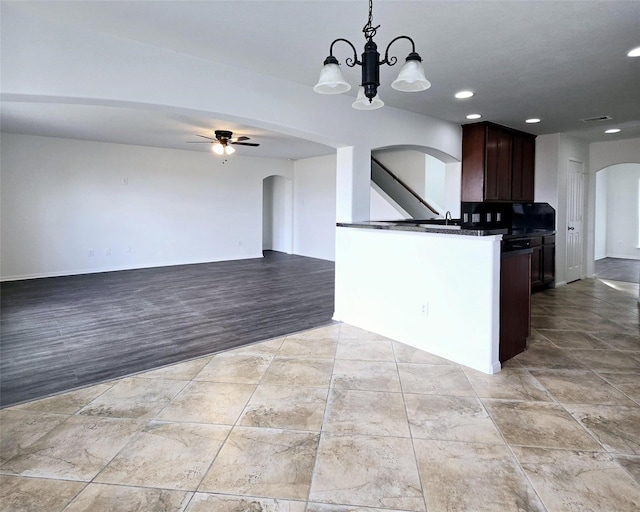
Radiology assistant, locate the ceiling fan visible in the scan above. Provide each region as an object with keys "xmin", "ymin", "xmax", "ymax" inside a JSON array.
[{"xmin": 187, "ymin": 130, "xmax": 260, "ymax": 155}]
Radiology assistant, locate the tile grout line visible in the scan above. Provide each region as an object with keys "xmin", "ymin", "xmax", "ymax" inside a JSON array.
[
  {"xmin": 392, "ymin": 340, "xmax": 430, "ymax": 512},
  {"xmin": 3, "ymin": 280, "xmax": 638, "ymax": 510},
  {"xmin": 476, "ymin": 392, "xmax": 552, "ymax": 512},
  {"xmin": 186, "ymin": 333, "xmax": 286, "ymax": 503},
  {"xmin": 304, "ymin": 323, "xmax": 342, "ymax": 510}
]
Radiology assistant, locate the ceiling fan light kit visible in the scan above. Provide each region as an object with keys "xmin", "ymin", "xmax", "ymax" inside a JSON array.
[
  {"xmin": 212, "ymin": 143, "xmax": 235, "ymax": 155},
  {"xmin": 187, "ymin": 129, "xmax": 260, "ymax": 156},
  {"xmin": 314, "ymin": 0, "xmax": 430, "ymax": 110}
]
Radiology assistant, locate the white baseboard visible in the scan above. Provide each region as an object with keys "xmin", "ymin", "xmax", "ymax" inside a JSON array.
[
  {"xmin": 603, "ymin": 253, "xmax": 640, "ymax": 260},
  {"xmin": 0, "ymin": 253, "xmax": 263, "ymax": 282}
]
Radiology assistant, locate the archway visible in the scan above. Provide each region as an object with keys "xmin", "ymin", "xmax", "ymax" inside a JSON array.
[
  {"xmin": 370, "ymin": 147, "xmax": 461, "ymax": 221},
  {"xmin": 594, "ymin": 163, "xmax": 640, "ymax": 283}
]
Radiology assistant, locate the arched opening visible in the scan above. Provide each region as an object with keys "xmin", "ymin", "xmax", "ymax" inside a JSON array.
[
  {"xmin": 262, "ymin": 175, "xmax": 293, "ymax": 255},
  {"xmin": 594, "ymin": 163, "xmax": 640, "ymax": 284},
  {"xmin": 370, "ymin": 147, "xmax": 461, "ymax": 221}
]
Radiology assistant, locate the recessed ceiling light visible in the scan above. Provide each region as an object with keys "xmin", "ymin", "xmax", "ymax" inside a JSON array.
[
  {"xmin": 605, "ymin": 128, "xmax": 621, "ymax": 134},
  {"xmin": 525, "ymin": 118, "xmax": 541, "ymax": 124},
  {"xmin": 627, "ymin": 46, "xmax": 640, "ymax": 57},
  {"xmin": 466, "ymin": 114, "xmax": 482, "ymax": 120},
  {"xmin": 455, "ymin": 91, "xmax": 474, "ymax": 99}
]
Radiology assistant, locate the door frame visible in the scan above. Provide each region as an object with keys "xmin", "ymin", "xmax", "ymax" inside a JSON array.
[
  {"xmin": 565, "ymin": 158, "xmax": 586, "ymax": 283},
  {"xmin": 262, "ymin": 175, "xmax": 293, "ymax": 254}
]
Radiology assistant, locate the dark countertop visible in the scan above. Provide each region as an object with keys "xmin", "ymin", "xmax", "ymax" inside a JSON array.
[
  {"xmin": 337, "ymin": 221, "xmax": 508, "ymax": 237},
  {"xmin": 503, "ymin": 229, "xmax": 556, "ymax": 239}
]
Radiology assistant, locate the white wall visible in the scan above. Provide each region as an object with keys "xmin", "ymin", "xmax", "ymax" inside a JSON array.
[
  {"xmin": 537, "ymin": 136, "xmax": 640, "ymax": 279},
  {"xmin": 444, "ymin": 162, "xmax": 462, "ymax": 218},
  {"xmin": 292, "ymin": 154, "xmax": 337, "ymax": 261},
  {"xmin": 534, "ymin": 134, "xmax": 560, "ymax": 206},
  {"xmin": 594, "ymin": 169, "xmax": 607, "ymax": 260},
  {"xmin": 425, "ymin": 154, "xmax": 446, "ymax": 213},
  {"xmin": 262, "ymin": 177, "xmax": 275, "ymax": 250},
  {"xmin": 587, "ymin": 137, "xmax": 640, "ymax": 274},
  {"xmin": 603, "ymin": 164, "xmax": 640, "ymax": 259},
  {"xmin": 1, "ymin": 4, "xmax": 461, "ymax": 230},
  {"xmin": 534, "ymin": 133, "xmax": 589, "ymax": 285},
  {"xmin": 374, "ymin": 149, "xmax": 426, "ymax": 200},
  {"xmin": 590, "ymin": 138, "xmax": 640, "ymax": 173},
  {"xmin": 334, "ymin": 227, "xmax": 502, "ymax": 374},
  {"xmin": 370, "ymin": 186, "xmax": 409, "ymax": 220},
  {"xmin": 374, "ymin": 149, "xmax": 461, "ymax": 218},
  {"xmin": 0, "ymin": 133, "xmax": 294, "ymax": 280}
]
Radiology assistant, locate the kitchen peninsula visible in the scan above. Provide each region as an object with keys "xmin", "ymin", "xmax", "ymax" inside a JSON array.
[{"xmin": 333, "ymin": 222, "xmax": 514, "ymax": 374}]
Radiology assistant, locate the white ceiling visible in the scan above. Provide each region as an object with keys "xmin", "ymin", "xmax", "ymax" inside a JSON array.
[
  {"xmin": 0, "ymin": 101, "xmax": 334, "ymax": 160},
  {"xmin": 2, "ymin": 0, "xmax": 640, "ymax": 159}
]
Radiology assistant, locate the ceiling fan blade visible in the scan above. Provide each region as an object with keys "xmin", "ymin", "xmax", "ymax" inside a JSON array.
[
  {"xmin": 196, "ymin": 134, "xmax": 218, "ymax": 141},
  {"xmin": 232, "ymin": 142, "xmax": 260, "ymax": 147},
  {"xmin": 234, "ymin": 136, "xmax": 250, "ymax": 142}
]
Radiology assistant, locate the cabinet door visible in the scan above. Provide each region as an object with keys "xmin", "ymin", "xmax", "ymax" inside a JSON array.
[
  {"xmin": 485, "ymin": 127, "xmax": 512, "ymax": 201},
  {"xmin": 461, "ymin": 123, "xmax": 488, "ymax": 202},
  {"xmin": 500, "ymin": 251, "xmax": 531, "ymax": 363},
  {"xmin": 531, "ymin": 245, "xmax": 543, "ymax": 287},
  {"xmin": 511, "ymin": 135, "xmax": 535, "ymax": 202},
  {"xmin": 543, "ymin": 244, "xmax": 555, "ymax": 283}
]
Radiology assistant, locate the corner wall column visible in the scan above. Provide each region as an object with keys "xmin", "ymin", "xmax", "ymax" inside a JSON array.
[{"xmin": 336, "ymin": 146, "xmax": 371, "ymax": 223}]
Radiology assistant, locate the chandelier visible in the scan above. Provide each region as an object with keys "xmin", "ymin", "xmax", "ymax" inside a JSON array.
[{"xmin": 314, "ymin": 0, "xmax": 430, "ymax": 110}]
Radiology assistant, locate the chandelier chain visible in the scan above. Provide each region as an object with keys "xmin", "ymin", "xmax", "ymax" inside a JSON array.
[{"xmin": 362, "ymin": 0, "xmax": 379, "ymax": 40}]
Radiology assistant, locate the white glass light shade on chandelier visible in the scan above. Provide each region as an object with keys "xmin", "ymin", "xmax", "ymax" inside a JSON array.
[
  {"xmin": 352, "ymin": 87, "xmax": 384, "ymax": 110},
  {"xmin": 313, "ymin": 63, "xmax": 351, "ymax": 94},
  {"xmin": 391, "ymin": 58, "xmax": 431, "ymax": 91}
]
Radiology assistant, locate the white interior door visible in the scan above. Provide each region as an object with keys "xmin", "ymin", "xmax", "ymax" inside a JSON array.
[{"xmin": 566, "ymin": 159, "xmax": 585, "ymax": 282}]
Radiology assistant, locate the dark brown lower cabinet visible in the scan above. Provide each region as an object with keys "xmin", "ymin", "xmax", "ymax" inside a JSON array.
[
  {"xmin": 530, "ymin": 238, "xmax": 543, "ymax": 288},
  {"xmin": 531, "ymin": 235, "xmax": 555, "ymax": 290},
  {"xmin": 542, "ymin": 236, "xmax": 555, "ymax": 284},
  {"xmin": 500, "ymin": 249, "xmax": 532, "ymax": 363}
]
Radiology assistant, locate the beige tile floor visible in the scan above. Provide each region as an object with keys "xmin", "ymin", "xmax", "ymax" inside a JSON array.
[{"xmin": 1, "ymin": 278, "xmax": 639, "ymax": 511}]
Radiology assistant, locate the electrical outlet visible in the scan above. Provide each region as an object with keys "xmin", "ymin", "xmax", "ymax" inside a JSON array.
[{"xmin": 420, "ymin": 303, "xmax": 429, "ymax": 316}]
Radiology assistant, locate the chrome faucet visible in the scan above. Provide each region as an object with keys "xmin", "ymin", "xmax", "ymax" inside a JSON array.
[{"xmin": 444, "ymin": 211, "xmax": 452, "ymax": 225}]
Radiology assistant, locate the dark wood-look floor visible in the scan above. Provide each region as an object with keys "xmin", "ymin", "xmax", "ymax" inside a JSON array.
[
  {"xmin": 595, "ymin": 257, "xmax": 640, "ymax": 283},
  {"xmin": 0, "ymin": 251, "xmax": 335, "ymax": 407}
]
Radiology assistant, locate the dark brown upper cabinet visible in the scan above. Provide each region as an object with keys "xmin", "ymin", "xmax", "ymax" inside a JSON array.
[{"xmin": 462, "ymin": 122, "xmax": 536, "ymax": 203}]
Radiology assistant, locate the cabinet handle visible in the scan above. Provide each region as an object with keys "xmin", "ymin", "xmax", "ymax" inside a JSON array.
[{"xmin": 568, "ymin": 226, "xmax": 575, "ymax": 231}]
